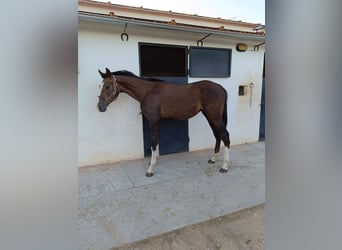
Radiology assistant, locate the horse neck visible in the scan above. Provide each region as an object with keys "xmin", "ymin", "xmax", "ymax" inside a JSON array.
[{"xmin": 115, "ymin": 75, "xmax": 155, "ymax": 102}]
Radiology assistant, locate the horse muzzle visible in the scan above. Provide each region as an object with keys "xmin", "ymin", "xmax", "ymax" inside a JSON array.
[{"xmin": 97, "ymin": 102, "xmax": 107, "ymax": 112}]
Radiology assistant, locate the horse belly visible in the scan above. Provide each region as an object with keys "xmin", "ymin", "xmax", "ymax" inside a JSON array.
[{"xmin": 160, "ymin": 98, "xmax": 201, "ymax": 120}]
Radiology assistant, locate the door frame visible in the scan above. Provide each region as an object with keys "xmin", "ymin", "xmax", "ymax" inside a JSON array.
[{"xmin": 138, "ymin": 42, "xmax": 189, "ymax": 156}]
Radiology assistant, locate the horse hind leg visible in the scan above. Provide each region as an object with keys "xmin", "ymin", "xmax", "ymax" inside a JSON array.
[
  {"xmin": 209, "ymin": 127, "xmax": 231, "ymax": 173},
  {"xmin": 208, "ymin": 137, "xmax": 221, "ymax": 164},
  {"xmin": 219, "ymin": 146, "xmax": 230, "ymax": 173},
  {"xmin": 202, "ymin": 111, "xmax": 221, "ymax": 164},
  {"xmin": 219, "ymin": 128, "xmax": 231, "ymax": 173},
  {"xmin": 208, "ymin": 118, "xmax": 230, "ymax": 173},
  {"xmin": 146, "ymin": 146, "xmax": 157, "ymax": 177},
  {"xmin": 155, "ymin": 144, "xmax": 160, "ymax": 157},
  {"xmin": 146, "ymin": 121, "xmax": 160, "ymax": 177}
]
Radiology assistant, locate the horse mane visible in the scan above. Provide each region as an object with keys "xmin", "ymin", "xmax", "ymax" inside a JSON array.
[{"xmin": 111, "ymin": 70, "xmax": 164, "ymax": 82}]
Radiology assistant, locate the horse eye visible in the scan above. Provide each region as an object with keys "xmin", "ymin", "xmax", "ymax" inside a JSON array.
[{"xmin": 105, "ymin": 86, "xmax": 110, "ymax": 89}]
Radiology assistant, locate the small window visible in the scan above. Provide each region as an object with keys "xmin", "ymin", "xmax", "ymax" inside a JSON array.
[
  {"xmin": 239, "ymin": 85, "xmax": 247, "ymax": 96},
  {"xmin": 139, "ymin": 43, "xmax": 187, "ymax": 77},
  {"xmin": 189, "ymin": 47, "xmax": 232, "ymax": 77}
]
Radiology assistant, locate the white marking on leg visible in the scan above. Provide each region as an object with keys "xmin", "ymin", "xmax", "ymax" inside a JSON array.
[
  {"xmin": 156, "ymin": 144, "xmax": 159, "ymax": 158},
  {"xmin": 147, "ymin": 147, "xmax": 157, "ymax": 174},
  {"xmin": 221, "ymin": 146, "xmax": 230, "ymax": 170},
  {"xmin": 210, "ymin": 152, "xmax": 219, "ymax": 163}
]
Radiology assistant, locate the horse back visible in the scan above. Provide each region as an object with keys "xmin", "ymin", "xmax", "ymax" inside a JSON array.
[{"xmin": 156, "ymin": 80, "xmax": 225, "ymax": 120}]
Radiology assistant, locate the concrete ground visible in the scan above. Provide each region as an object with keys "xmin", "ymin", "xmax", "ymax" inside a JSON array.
[{"xmin": 78, "ymin": 142, "xmax": 265, "ymax": 250}]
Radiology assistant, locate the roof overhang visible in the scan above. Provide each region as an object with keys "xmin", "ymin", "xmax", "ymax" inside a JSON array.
[{"xmin": 78, "ymin": 11, "xmax": 265, "ymax": 43}]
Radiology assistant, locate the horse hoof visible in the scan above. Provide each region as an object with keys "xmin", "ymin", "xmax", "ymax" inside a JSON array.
[
  {"xmin": 219, "ymin": 168, "xmax": 228, "ymax": 173},
  {"xmin": 146, "ymin": 172, "xmax": 153, "ymax": 177},
  {"xmin": 208, "ymin": 159, "xmax": 215, "ymax": 164}
]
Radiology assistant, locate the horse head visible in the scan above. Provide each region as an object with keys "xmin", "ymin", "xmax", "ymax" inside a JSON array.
[{"xmin": 97, "ymin": 67, "xmax": 120, "ymax": 112}]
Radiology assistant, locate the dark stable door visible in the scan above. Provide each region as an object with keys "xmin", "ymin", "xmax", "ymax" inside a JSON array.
[{"xmin": 143, "ymin": 77, "xmax": 189, "ymax": 157}]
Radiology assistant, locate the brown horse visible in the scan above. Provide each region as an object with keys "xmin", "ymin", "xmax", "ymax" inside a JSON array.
[{"xmin": 98, "ymin": 67, "xmax": 230, "ymax": 177}]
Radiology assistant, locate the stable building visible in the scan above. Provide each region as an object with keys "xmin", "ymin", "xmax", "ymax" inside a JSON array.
[{"xmin": 78, "ymin": 0, "xmax": 265, "ymax": 167}]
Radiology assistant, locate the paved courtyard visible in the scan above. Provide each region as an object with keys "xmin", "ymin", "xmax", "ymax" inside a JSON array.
[{"xmin": 78, "ymin": 142, "xmax": 265, "ymax": 249}]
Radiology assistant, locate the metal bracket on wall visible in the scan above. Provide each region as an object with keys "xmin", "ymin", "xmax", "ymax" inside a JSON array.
[
  {"xmin": 120, "ymin": 23, "xmax": 129, "ymax": 41},
  {"xmin": 249, "ymin": 82, "xmax": 254, "ymax": 106},
  {"xmin": 197, "ymin": 33, "xmax": 212, "ymax": 47},
  {"xmin": 253, "ymin": 42, "xmax": 265, "ymax": 51}
]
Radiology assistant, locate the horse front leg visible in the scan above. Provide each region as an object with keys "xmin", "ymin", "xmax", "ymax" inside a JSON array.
[{"xmin": 146, "ymin": 121, "xmax": 160, "ymax": 177}]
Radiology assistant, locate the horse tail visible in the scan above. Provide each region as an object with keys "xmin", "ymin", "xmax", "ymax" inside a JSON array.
[{"xmin": 222, "ymin": 88, "xmax": 228, "ymax": 127}]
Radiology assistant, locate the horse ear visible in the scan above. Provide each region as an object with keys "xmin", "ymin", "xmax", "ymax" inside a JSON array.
[
  {"xmin": 105, "ymin": 68, "xmax": 114, "ymax": 79},
  {"xmin": 98, "ymin": 69, "xmax": 106, "ymax": 78},
  {"xmin": 105, "ymin": 67, "xmax": 112, "ymax": 76}
]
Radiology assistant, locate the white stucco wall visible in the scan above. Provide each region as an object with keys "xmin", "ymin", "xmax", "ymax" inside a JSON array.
[{"xmin": 78, "ymin": 20, "xmax": 264, "ymax": 167}]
